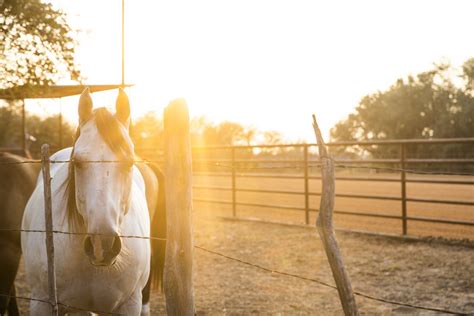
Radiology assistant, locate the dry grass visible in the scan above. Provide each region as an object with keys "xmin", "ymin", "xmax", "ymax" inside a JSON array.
[{"xmin": 193, "ymin": 171, "xmax": 474, "ymax": 240}]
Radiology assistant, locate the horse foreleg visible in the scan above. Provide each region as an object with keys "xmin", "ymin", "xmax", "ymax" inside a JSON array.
[
  {"xmin": 7, "ymin": 286, "xmax": 19, "ymax": 316},
  {"xmin": 0, "ymin": 240, "xmax": 21, "ymax": 316},
  {"xmin": 29, "ymin": 300, "xmax": 54, "ymax": 316},
  {"xmin": 114, "ymin": 292, "xmax": 143, "ymax": 316},
  {"xmin": 141, "ymin": 270, "xmax": 152, "ymax": 316},
  {"xmin": 31, "ymin": 301, "xmax": 92, "ymax": 316},
  {"xmin": 140, "ymin": 301, "xmax": 150, "ymax": 316}
]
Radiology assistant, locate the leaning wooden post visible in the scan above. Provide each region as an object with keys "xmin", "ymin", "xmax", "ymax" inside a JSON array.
[
  {"xmin": 163, "ymin": 99, "xmax": 195, "ymax": 315},
  {"xmin": 41, "ymin": 144, "xmax": 59, "ymax": 316},
  {"xmin": 312, "ymin": 115, "xmax": 358, "ymax": 316}
]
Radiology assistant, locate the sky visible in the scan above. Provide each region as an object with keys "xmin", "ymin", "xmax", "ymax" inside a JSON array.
[{"xmin": 30, "ymin": 0, "xmax": 474, "ymax": 142}]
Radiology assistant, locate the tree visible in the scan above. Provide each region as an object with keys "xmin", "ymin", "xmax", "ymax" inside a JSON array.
[
  {"xmin": 462, "ymin": 58, "xmax": 474, "ymax": 91},
  {"xmin": 0, "ymin": 103, "xmax": 75, "ymax": 154},
  {"xmin": 0, "ymin": 0, "xmax": 80, "ymax": 88},
  {"xmin": 131, "ymin": 112, "xmax": 164, "ymax": 150},
  {"xmin": 202, "ymin": 121, "xmax": 245, "ymax": 146},
  {"xmin": 331, "ymin": 61, "xmax": 474, "ymax": 159},
  {"xmin": 241, "ymin": 126, "xmax": 257, "ymax": 146},
  {"xmin": 263, "ymin": 130, "xmax": 283, "ymax": 145}
]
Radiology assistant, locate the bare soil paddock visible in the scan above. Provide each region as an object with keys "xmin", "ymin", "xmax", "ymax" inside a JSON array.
[
  {"xmin": 16, "ymin": 208, "xmax": 474, "ymax": 315},
  {"xmin": 193, "ymin": 171, "xmax": 474, "ymax": 240}
]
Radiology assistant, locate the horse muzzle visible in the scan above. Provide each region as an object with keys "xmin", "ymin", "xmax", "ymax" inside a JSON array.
[{"xmin": 83, "ymin": 234, "xmax": 122, "ymax": 266}]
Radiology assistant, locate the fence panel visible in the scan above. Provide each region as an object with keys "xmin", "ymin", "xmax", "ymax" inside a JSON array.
[{"xmin": 165, "ymin": 138, "xmax": 474, "ymax": 239}]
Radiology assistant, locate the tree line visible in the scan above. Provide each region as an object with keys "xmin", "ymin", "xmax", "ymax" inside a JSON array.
[
  {"xmin": 330, "ymin": 60, "xmax": 474, "ymax": 160},
  {"xmin": 1, "ymin": 0, "xmax": 473, "ymax": 163},
  {"xmin": 0, "ymin": 103, "xmax": 285, "ymax": 154}
]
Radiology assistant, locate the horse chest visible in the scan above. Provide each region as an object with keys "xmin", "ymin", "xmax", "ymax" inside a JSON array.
[
  {"xmin": 54, "ymin": 236, "xmax": 148, "ymax": 290},
  {"xmin": 55, "ymin": 244, "xmax": 149, "ymax": 311}
]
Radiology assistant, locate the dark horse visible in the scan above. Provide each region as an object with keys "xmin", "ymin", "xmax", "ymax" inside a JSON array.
[{"xmin": 0, "ymin": 152, "xmax": 39, "ymax": 316}]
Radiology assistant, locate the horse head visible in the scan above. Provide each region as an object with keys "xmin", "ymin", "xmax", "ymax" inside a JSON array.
[{"xmin": 72, "ymin": 87, "xmax": 134, "ymax": 266}]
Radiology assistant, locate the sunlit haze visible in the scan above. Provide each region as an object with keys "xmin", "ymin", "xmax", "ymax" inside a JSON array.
[{"xmin": 31, "ymin": 0, "xmax": 474, "ymax": 142}]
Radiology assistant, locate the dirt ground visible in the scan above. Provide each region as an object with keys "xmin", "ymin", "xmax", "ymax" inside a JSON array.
[{"xmin": 15, "ymin": 207, "xmax": 474, "ymax": 315}]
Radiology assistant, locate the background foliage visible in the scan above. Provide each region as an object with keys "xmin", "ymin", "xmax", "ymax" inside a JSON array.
[
  {"xmin": 330, "ymin": 59, "xmax": 474, "ymax": 159},
  {"xmin": 1, "ymin": 0, "xmax": 81, "ymax": 88}
]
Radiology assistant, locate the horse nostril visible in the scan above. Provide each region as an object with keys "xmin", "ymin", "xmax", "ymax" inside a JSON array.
[
  {"xmin": 111, "ymin": 236, "xmax": 122, "ymax": 257},
  {"xmin": 83, "ymin": 234, "xmax": 121, "ymax": 265}
]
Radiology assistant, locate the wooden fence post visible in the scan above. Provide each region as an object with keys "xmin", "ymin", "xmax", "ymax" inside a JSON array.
[
  {"xmin": 400, "ymin": 144, "xmax": 408, "ymax": 235},
  {"xmin": 41, "ymin": 144, "xmax": 59, "ymax": 316},
  {"xmin": 58, "ymin": 100, "xmax": 63, "ymax": 149},
  {"xmin": 312, "ymin": 116, "xmax": 359, "ymax": 316},
  {"xmin": 22, "ymin": 99, "xmax": 27, "ymax": 153},
  {"xmin": 231, "ymin": 147, "xmax": 237, "ymax": 217},
  {"xmin": 163, "ymin": 99, "xmax": 195, "ymax": 315},
  {"xmin": 303, "ymin": 144, "xmax": 310, "ymax": 225}
]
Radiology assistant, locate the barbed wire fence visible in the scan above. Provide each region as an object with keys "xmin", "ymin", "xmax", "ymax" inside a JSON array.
[
  {"xmin": 1, "ymin": 151, "xmax": 473, "ymax": 315},
  {"xmin": 4, "ymin": 156, "xmax": 474, "ymax": 175},
  {"xmin": 4, "ymin": 157, "xmax": 474, "ymax": 177},
  {"xmin": 0, "ymin": 227, "xmax": 471, "ymax": 315}
]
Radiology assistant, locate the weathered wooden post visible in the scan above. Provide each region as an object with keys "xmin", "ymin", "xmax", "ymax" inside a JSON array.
[
  {"xmin": 303, "ymin": 144, "xmax": 310, "ymax": 224},
  {"xmin": 400, "ymin": 144, "xmax": 408, "ymax": 235},
  {"xmin": 41, "ymin": 144, "xmax": 59, "ymax": 316},
  {"xmin": 21, "ymin": 99, "xmax": 27, "ymax": 154},
  {"xmin": 163, "ymin": 99, "xmax": 195, "ymax": 315},
  {"xmin": 58, "ymin": 100, "xmax": 63, "ymax": 149},
  {"xmin": 312, "ymin": 115, "xmax": 359, "ymax": 316},
  {"xmin": 231, "ymin": 147, "xmax": 237, "ymax": 217}
]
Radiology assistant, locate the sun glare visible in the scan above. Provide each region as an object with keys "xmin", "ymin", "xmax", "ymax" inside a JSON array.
[{"xmin": 31, "ymin": 0, "xmax": 474, "ymax": 142}]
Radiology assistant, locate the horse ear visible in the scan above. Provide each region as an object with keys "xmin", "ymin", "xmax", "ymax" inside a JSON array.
[
  {"xmin": 116, "ymin": 88, "xmax": 130, "ymax": 127},
  {"xmin": 78, "ymin": 87, "xmax": 93, "ymax": 124}
]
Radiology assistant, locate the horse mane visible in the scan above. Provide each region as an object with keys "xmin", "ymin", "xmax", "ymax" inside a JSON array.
[
  {"xmin": 64, "ymin": 107, "xmax": 135, "ymax": 229},
  {"xmin": 93, "ymin": 108, "xmax": 134, "ymax": 160}
]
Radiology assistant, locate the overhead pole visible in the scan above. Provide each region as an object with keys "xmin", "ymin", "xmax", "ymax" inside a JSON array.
[
  {"xmin": 121, "ymin": 0, "xmax": 134, "ymax": 137},
  {"xmin": 121, "ymin": 0, "xmax": 125, "ymax": 88}
]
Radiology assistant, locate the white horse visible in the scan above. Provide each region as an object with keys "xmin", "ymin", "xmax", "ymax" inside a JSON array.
[{"xmin": 22, "ymin": 88, "xmax": 165, "ymax": 315}]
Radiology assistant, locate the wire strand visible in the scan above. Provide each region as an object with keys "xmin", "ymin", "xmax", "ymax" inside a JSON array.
[
  {"xmin": 0, "ymin": 293, "xmax": 51, "ymax": 305},
  {"xmin": 195, "ymin": 245, "xmax": 471, "ymax": 315},
  {"xmin": 0, "ymin": 228, "xmax": 165, "ymax": 241},
  {"xmin": 57, "ymin": 302, "xmax": 123, "ymax": 315},
  {"xmin": 0, "ymin": 293, "xmax": 122, "ymax": 315},
  {"xmin": 1, "ymin": 241, "xmax": 470, "ymax": 315},
  {"xmin": 0, "ymin": 158, "xmax": 473, "ymax": 176}
]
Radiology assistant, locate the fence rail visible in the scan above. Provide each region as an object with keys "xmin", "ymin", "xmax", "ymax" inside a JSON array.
[{"xmin": 173, "ymin": 138, "xmax": 474, "ymax": 236}]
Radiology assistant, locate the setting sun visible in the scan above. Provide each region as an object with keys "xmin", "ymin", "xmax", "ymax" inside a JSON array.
[{"xmin": 31, "ymin": 0, "xmax": 474, "ymax": 141}]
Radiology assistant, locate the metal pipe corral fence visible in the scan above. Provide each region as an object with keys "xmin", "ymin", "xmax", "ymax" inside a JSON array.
[{"xmin": 138, "ymin": 137, "xmax": 474, "ymax": 237}]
